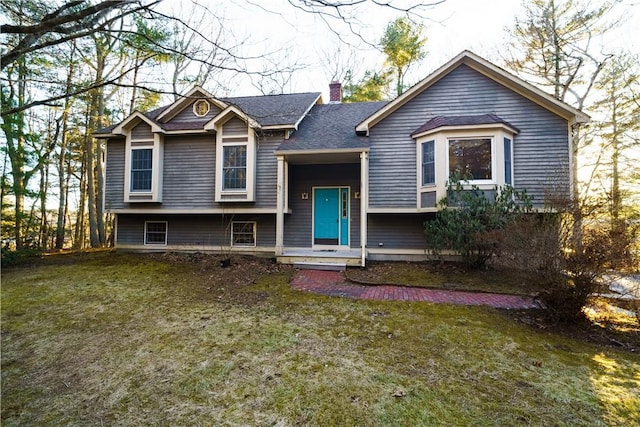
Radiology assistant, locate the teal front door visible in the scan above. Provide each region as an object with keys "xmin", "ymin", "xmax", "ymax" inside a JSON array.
[{"xmin": 314, "ymin": 187, "xmax": 349, "ymax": 246}]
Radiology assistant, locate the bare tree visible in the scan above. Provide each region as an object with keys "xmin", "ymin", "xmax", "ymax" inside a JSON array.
[{"xmin": 503, "ymin": 0, "xmax": 620, "ymax": 250}]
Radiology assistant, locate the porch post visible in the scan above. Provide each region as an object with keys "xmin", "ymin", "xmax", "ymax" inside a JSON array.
[
  {"xmin": 360, "ymin": 151, "xmax": 368, "ymax": 267},
  {"xmin": 275, "ymin": 155, "xmax": 285, "ymax": 256}
]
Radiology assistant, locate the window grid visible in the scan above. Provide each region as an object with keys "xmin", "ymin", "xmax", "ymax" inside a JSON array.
[
  {"xmin": 504, "ymin": 137, "xmax": 512, "ymax": 185},
  {"xmin": 231, "ymin": 221, "xmax": 256, "ymax": 246},
  {"xmin": 145, "ymin": 221, "xmax": 167, "ymax": 245},
  {"xmin": 131, "ymin": 148, "xmax": 153, "ymax": 191},
  {"xmin": 422, "ymin": 140, "xmax": 435, "ymax": 185},
  {"xmin": 223, "ymin": 145, "xmax": 247, "ymax": 190}
]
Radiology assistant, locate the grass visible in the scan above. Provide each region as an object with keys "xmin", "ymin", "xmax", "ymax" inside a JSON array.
[
  {"xmin": 2, "ymin": 252, "xmax": 639, "ymax": 426},
  {"xmin": 346, "ymin": 260, "xmax": 550, "ymax": 295}
]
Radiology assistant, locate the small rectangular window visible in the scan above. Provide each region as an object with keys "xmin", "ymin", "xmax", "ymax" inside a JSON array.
[
  {"xmin": 223, "ymin": 145, "xmax": 247, "ymax": 190},
  {"xmin": 449, "ymin": 138, "xmax": 492, "ymax": 181},
  {"xmin": 231, "ymin": 221, "xmax": 256, "ymax": 247},
  {"xmin": 504, "ymin": 137, "xmax": 512, "ymax": 185},
  {"xmin": 422, "ymin": 140, "xmax": 435, "ymax": 185},
  {"xmin": 145, "ymin": 221, "xmax": 167, "ymax": 245},
  {"xmin": 131, "ymin": 148, "xmax": 153, "ymax": 191}
]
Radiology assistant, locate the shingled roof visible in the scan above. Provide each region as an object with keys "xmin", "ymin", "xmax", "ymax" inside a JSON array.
[
  {"xmin": 277, "ymin": 101, "xmax": 388, "ymax": 152},
  {"xmin": 411, "ymin": 113, "xmax": 519, "ymax": 137},
  {"xmin": 95, "ymin": 92, "xmax": 321, "ymax": 135}
]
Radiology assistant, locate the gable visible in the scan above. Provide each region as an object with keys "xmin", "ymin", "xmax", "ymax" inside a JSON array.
[
  {"xmin": 390, "ymin": 63, "xmax": 568, "ymax": 125},
  {"xmin": 156, "ymin": 86, "xmax": 226, "ymax": 123},
  {"xmin": 163, "ymin": 99, "xmax": 223, "ymax": 130},
  {"xmin": 356, "ymin": 51, "xmax": 589, "ymax": 135}
]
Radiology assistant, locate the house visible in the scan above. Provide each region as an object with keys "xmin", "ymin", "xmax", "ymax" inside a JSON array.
[{"xmin": 96, "ymin": 51, "xmax": 589, "ymax": 268}]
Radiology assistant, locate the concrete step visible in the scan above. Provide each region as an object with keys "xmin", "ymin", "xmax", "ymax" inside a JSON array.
[{"xmin": 293, "ymin": 261, "xmax": 347, "ymax": 271}]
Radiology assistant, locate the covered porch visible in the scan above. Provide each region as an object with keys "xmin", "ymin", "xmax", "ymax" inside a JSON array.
[{"xmin": 274, "ymin": 150, "xmax": 370, "ymax": 267}]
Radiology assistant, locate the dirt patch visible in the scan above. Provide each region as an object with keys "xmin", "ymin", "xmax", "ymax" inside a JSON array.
[{"xmin": 145, "ymin": 252, "xmax": 295, "ymax": 306}]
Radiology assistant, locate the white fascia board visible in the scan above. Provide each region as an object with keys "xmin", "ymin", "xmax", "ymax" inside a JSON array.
[
  {"xmin": 274, "ymin": 147, "xmax": 369, "ymax": 156},
  {"xmin": 261, "ymin": 125, "xmax": 296, "ymax": 131},
  {"xmin": 411, "ymin": 122, "xmax": 520, "ymax": 140},
  {"xmin": 112, "ymin": 111, "xmax": 164, "ymax": 135},
  {"xmin": 355, "ymin": 52, "xmax": 469, "ymax": 134},
  {"xmin": 461, "ymin": 51, "xmax": 590, "ymax": 123},
  {"xmin": 367, "ymin": 207, "xmax": 421, "ymax": 214},
  {"xmin": 94, "ymin": 132, "xmax": 121, "ymax": 139},
  {"xmin": 291, "ymin": 93, "xmax": 323, "ymax": 130},
  {"xmin": 106, "ymin": 208, "xmax": 279, "ymax": 214},
  {"xmin": 204, "ymin": 105, "xmax": 260, "ymax": 130}
]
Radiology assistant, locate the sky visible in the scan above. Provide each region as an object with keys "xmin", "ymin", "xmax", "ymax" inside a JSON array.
[{"xmin": 173, "ymin": 0, "xmax": 640, "ymax": 100}]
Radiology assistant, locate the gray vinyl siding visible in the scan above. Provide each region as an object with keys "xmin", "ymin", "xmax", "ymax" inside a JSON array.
[
  {"xmin": 116, "ymin": 214, "xmax": 276, "ymax": 247},
  {"xmin": 131, "ymin": 123, "xmax": 152, "ymax": 140},
  {"xmin": 255, "ymin": 132, "xmax": 281, "ymax": 207},
  {"xmin": 369, "ymin": 64, "xmax": 570, "ymax": 208},
  {"xmin": 162, "ymin": 135, "xmax": 215, "ymax": 208},
  {"xmin": 105, "ymin": 139, "xmax": 126, "ymax": 210},
  {"xmin": 170, "ymin": 101, "xmax": 221, "ymax": 124},
  {"xmin": 104, "ymin": 131, "xmax": 284, "ymax": 211},
  {"xmin": 284, "ymin": 164, "xmax": 361, "ymax": 248},
  {"xmin": 223, "ymin": 117, "xmax": 248, "ymax": 135},
  {"xmin": 368, "ymin": 213, "xmax": 434, "ymax": 249}
]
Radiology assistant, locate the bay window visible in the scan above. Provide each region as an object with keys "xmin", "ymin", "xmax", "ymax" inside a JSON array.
[{"xmin": 414, "ymin": 119, "xmax": 517, "ymax": 211}]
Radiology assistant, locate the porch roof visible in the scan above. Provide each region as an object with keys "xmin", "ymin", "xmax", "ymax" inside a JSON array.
[{"xmin": 276, "ymin": 101, "xmax": 388, "ymax": 153}]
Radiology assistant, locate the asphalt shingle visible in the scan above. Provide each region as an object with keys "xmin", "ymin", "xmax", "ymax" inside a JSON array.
[
  {"xmin": 411, "ymin": 113, "xmax": 520, "ymax": 137},
  {"xmin": 278, "ymin": 101, "xmax": 388, "ymax": 151},
  {"xmin": 95, "ymin": 92, "xmax": 321, "ymax": 134}
]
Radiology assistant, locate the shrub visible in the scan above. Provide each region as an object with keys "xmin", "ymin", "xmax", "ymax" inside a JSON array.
[
  {"xmin": 425, "ymin": 178, "xmax": 532, "ymax": 269},
  {"xmin": 497, "ymin": 208, "xmax": 639, "ymax": 322},
  {"xmin": 1, "ymin": 247, "xmax": 41, "ymax": 267}
]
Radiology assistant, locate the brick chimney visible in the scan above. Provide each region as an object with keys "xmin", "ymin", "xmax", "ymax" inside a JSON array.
[{"xmin": 329, "ymin": 81, "xmax": 342, "ymax": 103}]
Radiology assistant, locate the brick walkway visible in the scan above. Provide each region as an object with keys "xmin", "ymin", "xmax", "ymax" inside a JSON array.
[{"xmin": 291, "ymin": 269, "xmax": 542, "ymax": 310}]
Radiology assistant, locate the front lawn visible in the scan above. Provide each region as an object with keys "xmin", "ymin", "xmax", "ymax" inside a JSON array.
[{"xmin": 2, "ymin": 252, "xmax": 639, "ymax": 426}]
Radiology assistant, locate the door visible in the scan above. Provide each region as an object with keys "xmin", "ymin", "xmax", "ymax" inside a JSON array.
[{"xmin": 313, "ymin": 187, "xmax": 349, "ymax": 246}]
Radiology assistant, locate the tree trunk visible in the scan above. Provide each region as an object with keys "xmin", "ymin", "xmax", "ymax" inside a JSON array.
[
  {"xmin": 74, "ymin": 150, "xmax": 87, "ymax": 250},
  {"xmin": 55, "ymin": 44, "xmax": 76, "ymax": 249}
]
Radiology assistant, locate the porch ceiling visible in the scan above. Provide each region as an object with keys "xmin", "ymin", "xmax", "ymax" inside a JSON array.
[{"xmin": 283, "ymin": 151, "xmax": 363, "ymax": 164}]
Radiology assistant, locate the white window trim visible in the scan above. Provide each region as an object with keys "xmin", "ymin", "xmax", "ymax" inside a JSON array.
[
  {"xmin": 415, "ymin": 127, "xmax": 515, "ymax": 210},
  {"xmin": 193, "ymin": 99, "xmax": 210, "ymax": 117},
  {"xmin": 419, "ymin": 139, "xmax": 436, "ymax": 187},
  {"xmin": 130, "ymin": 147, "xmax": 153, "ymax": 192},
  {"xmin": 124, "ymin": 133, "xmax": 163, "ymax": 203},
  {"xmin": 231, "ymin": 221, "xmax": 256, "ymax": 247},
  {"xmin": 144, "ymin": 221, "xmax": 168, "ymax": 245},
  {"xmin": 214, "ymin": 122, "xmax": 256, "ymax": 202},
  {"xmin": 446, "ymin": 136, "xmax": 496, "ymax": 186},
  {"xmin": 221, "ymin": 143, "xmax": 248, "ymax": 192},
  {"xmin": 504, "ymin": 137, "xmax": 514, "ymax": 186}
]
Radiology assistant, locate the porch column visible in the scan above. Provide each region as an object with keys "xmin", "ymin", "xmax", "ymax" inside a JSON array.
[
  {"xmin": 275, "ymin": 155, "xmax": 285, "ymax": 256},
  {"xmin": 360, "ymin": 151, "xmax": 369, "ymax": 267}
]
